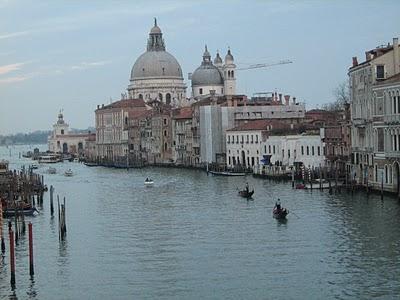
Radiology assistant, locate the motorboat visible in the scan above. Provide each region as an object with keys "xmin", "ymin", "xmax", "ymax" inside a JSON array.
[
  {"xmin": 144, "ymin": 178, "xmax": 154, "ymax": 186},
  {"xmin": 47, "ymin": 167, "xmax": 57, "ymax": 174},
  {"xmin": 39, "ymin": 154, "xmax": 61, "ymax": 163},
  {"xmin": 209, "ymin": 170, "xmax": 246, "ymax": 176},
  {"xmin": 30, "ymin": 164, "xmax": 39, "ymax": 169},
  {"xmin": 64, "ymin": 169, "xmax": 73, "ymax": 177},
  {"xmin": 73, "ymin": 158, "xmax": 79, "ymax": 163}
]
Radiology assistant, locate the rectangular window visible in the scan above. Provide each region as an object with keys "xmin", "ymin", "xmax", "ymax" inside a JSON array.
[
  {"xmin": 317, "ymin": 146, "xmax": 321, "ymax": 156},
  {"xmin": 273, "ymin": 145, "xmax": 276, "ymax": 154},
  {"xmin": 199, "ymin": 88, "xmax": 203, "ymax": 95},
  {"xmin": 301, "ymin": 146, "xmax": 304, "ymax": 155},
  {"xmin": 306, "ymin": 146, "xmax": 309, "ymax": 155},
  {"xmin": 246, "ymin": 135, "xmax": 249, "ymax": 143},
  {"xmin": 255, "ymin": 135, "xmax": 258, "ymax": 143},
  {"xmin": 251, "ymin": 157, "xmax": 255, "ymax": 166},
  {"xmin": 241, "ymin": 136, "xmax": 244, "ymax": 144},
  {"xmin": 288, "ymin": 149, "xmax": 290, "ymax": 158},
  {"xmin": 377, "ymin": 128, "xmax": 384, "ymax": 152},
  {"xmin": 236, "ymin": 135, "xmax": 239, "ymax": 143},
  {"xmin": 269, "ymin": 145, "xmax": 271, "ymax": 153},
  {"xmin": 228, "ymin": 156, "xmax": 231, "ymax": 165},
  {"xmin": 397, "ymin": 96, "xmax": 400, "ymax": 114},
  {"xmin": 312, "ymin": 146, "xmax": 315, "ymax": 156},
  {"xmin": 376, "ymin": 65, "xmax": 385, "ymax": 80},
  {"xmin": 264, "ymin": 145, "xmax": 267, "ymax": 153},
  {"xmin": 227, "ymin": 135, "xmax": 230, "ymax": 143},
  {"xmin": 251, "ymin": 135, "xmax": 253, "ymax": 143}
]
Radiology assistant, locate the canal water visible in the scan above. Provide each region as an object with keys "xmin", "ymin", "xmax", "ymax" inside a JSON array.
[{"xmin": 1, "ymin": 145, "xmax": 400, "ymax": 299}]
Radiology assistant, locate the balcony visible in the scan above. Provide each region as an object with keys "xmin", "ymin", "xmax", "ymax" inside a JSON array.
[
  {"xmin": 384, "ymin": 114, "xmax": 400, "ymax": 124},
  {"xmin": 386, "ymin": 151, "xmax": 400, "ymax": 158}
]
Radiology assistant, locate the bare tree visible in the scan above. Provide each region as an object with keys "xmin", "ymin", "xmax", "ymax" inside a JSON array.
[{"xmin": 322, "ymin": 81, "xmax": 350, "ymax": 111}]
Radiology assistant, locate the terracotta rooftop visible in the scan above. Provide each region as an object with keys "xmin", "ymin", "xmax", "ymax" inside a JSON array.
[
  {"xmin": 173, "ymin": 107, "xmax": 192, "ymax": 119},
  {"xmin": 97, "ymin": 98, "xmax": 147, "ymax": 110}
]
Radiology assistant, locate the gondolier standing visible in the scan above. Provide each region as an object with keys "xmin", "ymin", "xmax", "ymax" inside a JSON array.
[{"xmin": 245, "ymin": 182, "xmax": 249, "ymax": 193}]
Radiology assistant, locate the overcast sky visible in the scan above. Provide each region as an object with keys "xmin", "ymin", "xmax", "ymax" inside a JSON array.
[{"xmin": 0, "ymin": 0, "xmax": 399, "ymax": 134}]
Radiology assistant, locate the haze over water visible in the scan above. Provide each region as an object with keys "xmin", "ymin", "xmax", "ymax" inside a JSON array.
[{"xmin": 1, "ymin": 145, "xmax": 400, "ymax": 299}]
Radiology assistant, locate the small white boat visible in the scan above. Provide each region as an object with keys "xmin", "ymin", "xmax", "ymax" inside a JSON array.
[
  {"xmin": 144, "ymin": 178, "xmax": 154, "ymax": 186},
  {"xmin": 47, "ymin": 167, "xmax": 57, "ymax": 174},
  {"xmin": 64, "ymin": 169, "xmax": 73, "ymax": 177},
  {"xmin": 31, "ymin": 164, "xmax": 39, "ymax": 169}
]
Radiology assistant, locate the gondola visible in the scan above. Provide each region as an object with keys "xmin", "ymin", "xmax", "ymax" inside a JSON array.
[
  {"xmin": 144, "ymin": 179, "xmax": 154, "ymax": 187},
  {"xmin": 238, "ymin": 189, "xmax": 254, "ymax": 198},
  {"xmin": 273, "ymin": 206, "xmax": 289, "ymax": 219}
]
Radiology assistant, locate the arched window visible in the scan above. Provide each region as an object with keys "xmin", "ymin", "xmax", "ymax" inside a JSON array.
[
  {"xmin": 231, "ymin": 70, "xmax": 234, "ymax": 78},
  {"xmin": 61, "ymin": 129, "xmax": 64, "ymax": 135},
  {"xmin": 228, "ymin": 70, "xmax": 231, "ymax": 78},
  {"xmin": 166, "ymin": 93, "xmax": 171, "ymax": 105},
  {"xmin": 164, "ymin": 142, "xmax": 167, "ymax": 151},
  {"xmin": 158, "ymin": 93, "xmax": 163, "ymax": 101},
  {"xmin": 138, "ymin": 94, "xmax": 143, "ymax": 100}
]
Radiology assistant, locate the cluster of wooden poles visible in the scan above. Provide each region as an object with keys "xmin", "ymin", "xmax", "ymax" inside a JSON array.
[{"xmin": 1, "ymin": 183, "xmax": 67, "ymax": 288}]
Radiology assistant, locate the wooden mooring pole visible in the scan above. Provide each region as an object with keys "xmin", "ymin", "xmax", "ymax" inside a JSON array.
[
  {"xmin": 9, "ymin": 229, "xmax": 16, "ymax": 286},
  {"xmin": 28, "ymin": 222, "xmax": 34, "ymax": 276},
  {"xmin": 50, "ymin": 185, "xmax": 54, "ymax": 216}
]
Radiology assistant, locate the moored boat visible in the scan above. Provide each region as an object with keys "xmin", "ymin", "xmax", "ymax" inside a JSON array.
[
  {"xmin": 209, "ymin": 171, "xmax": 246, "ymax": 176},
  {"xmin": 3, "ymin": 207, "xmax": 39, "ymax": 217},
  {"xmin": 84, "ymin": 162, "xmax": 98, "ymax": 167}
]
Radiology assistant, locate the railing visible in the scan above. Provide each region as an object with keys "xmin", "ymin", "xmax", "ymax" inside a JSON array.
[
  {"xmin": 386, "ymin": 151, "xmax": 400, "ymax": 158},
  {"xmin": 384, "ymin": 114, "xmax": 400, "ymax": 124}
]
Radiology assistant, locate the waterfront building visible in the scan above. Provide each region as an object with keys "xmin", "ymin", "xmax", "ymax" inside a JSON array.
[
  {"xmin": 48, "ymin": 112, "xmax": 94, "ymax": 155},
  {"xmin": 127, "ymin": 19, "xmax": 187, "ymax": 107},
  {"xmin": 226, "ymin": 119, "xmax": 325, "ymax": 170},
  {"xmin": 191, "ymin": 46, "xmax": 236, "ymax": 99},
  {"xmin": 349, "ymin": 37, "xmax": 400, "ymax": 185},
  {"xmin": 321, "ymin": 104, "xmax": 351, "ymax": 173},
  {"xmin": 370, "ymin": 72, "xmax": 400, "ymax": 194},
  {"xmin": 95, "ymin": 98, "xmax": 148, "ymax": 164},
  {"xmin": 172, "ymin": 107, "xmax": 193, "ymax": 166}
]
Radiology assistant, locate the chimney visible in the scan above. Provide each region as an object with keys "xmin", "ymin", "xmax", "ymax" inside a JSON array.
[
  {"xmin": 352, "ymin": 57, "xmax": 358, "ymax": 67},
  {"xmin": 97, "ymin": 105, "xmax": 100, "ymax": 109},
  {"xmin": 278, "ymin": 93, "xmax": 282, "ymax": 103},
  {"xmin": 394, "ymin": 37, "xmax": 399, "ymax": 74},
  {"xmin": 365, "ymin": 51, "xmax": 372, "ymax": 61},
  {"xmin": 292, "ymin": 97, "xmax": 296, "ymax": 105},
  {"xmin": 284, "ymin": 95, "xmax": 290, "ymax": 106}
]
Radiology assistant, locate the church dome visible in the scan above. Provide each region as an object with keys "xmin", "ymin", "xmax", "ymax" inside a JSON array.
[
  {"xmin": 192, "ymin": 45, "xmax": 224, "ymax": 86},
  {"xmin": 191, "ymin": 65, "xmax": 224, "ymax": 86},
  {"xmin": 131, "ymin": 51, "xmax": 183, "ymax": 79},
  {"xmin": 130, "ymin": 18, "xmax": 183, "ymax": 81}
]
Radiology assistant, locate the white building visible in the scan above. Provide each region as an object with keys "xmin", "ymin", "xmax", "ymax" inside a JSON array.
[
  {"xmin": 225, "ymin": 119, "xmax": 325, "ymax": 169},
  {"xmin": 48, "ymin": 112, "xmax": 94, "ymax": 155},
  {"xmin": 127, "ymin": 19, "xmax": 187, "ymax": 107}
]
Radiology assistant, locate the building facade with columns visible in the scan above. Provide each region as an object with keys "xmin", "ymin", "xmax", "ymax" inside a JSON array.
[
  {"xmin": 127, "ymin": 19, "xmax": 187, "ymax": 107},
  {"xmin": 370, "ymin": 73, "xmax": 400, "ymax": 194},
  {"xmin": 349, "ymin": 37, "xmax": 400, "ymax": 186}
]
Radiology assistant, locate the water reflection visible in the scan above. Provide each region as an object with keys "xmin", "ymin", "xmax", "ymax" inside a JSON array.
[{"xmin": 1, "ymin": 145, "xmax": 400, "ymax": 299}]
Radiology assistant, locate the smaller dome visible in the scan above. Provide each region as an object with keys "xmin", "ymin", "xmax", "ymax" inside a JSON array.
[
  {"xmin": 225, "ymin": 49, "xmax": 234, "ymax": 63},
  {"xmin": 150, "ymin": 25, "xmax": 161, "ymax": 34},
  {"xmin": 191, "ymin": 65, "xmax": 224, "ymax": 86},
  {"xmin": 214, "ymin": 52, "xmax": 222, "ymax": 65}
]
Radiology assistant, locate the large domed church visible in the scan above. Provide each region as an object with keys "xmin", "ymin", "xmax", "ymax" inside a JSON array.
[{"xmin": 127, "ymin": 19, "xmax": 187, "ymax": 107}]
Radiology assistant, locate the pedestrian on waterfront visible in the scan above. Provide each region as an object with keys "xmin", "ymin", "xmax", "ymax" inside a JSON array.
[{"xmin": 245, "ymin": 182, "xmax": 249, "ymax": 193}]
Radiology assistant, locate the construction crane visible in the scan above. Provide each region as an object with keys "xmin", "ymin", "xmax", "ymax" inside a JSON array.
[{"xmin": 236, "ymin": 59, "xmax": 293, "ymax": 71}]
